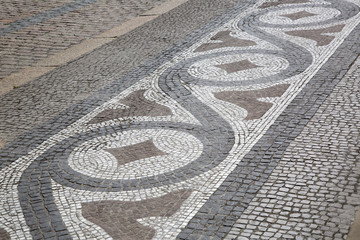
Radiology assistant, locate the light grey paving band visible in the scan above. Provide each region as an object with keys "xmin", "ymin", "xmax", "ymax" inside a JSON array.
[{"xmin": 0, "ymin": 0, "xmax": 99, "ymax": 36}]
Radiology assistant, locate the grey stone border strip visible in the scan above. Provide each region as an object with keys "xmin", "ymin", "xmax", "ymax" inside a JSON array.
[{"xmin": 177, "ymin": 22, "xmax": 360, "ymax": 240}]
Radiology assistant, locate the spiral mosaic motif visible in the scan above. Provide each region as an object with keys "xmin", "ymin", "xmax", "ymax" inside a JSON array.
[{"xmin": 0, "ymin": 0, "xmax": 359, "ymax": 239}]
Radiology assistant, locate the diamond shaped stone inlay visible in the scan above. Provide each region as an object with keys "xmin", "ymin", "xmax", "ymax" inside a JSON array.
[
  {"xmin": 215, "ymin": 59, "xmax": 260, "ymax": 74},
  {"xmin": 281, "ymin": 10, "xmax": 317, "ymax": 21},
  {"xmin": 104, "ymin": 139, "xmax": 167, "ymax": 167}
]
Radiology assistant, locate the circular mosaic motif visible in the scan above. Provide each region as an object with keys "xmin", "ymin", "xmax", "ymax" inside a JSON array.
[
  {"xmin": 68, "ymin": 129, "xmax": 203, "ymax": 179},
  {"xmin": 259, "ymin": 7, "xmax": 341, "ymax": 25},
  {"xmin": 187, "ymin": 53, "xmax": 289, "ymax": 82}
]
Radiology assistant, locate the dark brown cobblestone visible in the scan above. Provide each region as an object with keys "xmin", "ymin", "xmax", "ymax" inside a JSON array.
[
  {"xmin": 0, "ymin": 227, "xmax": 10, "ymax": 240},
  {"xmin": 214, "ymin": 84, "xmax": 289, "ymax": 120},
  {"xmin": 82, "ymin": 190, "xmax": 192, "ymax": 240},
  {"xmin": 89, "ymin": 90, "xmax": 172, "ymax": 124},
  {"xmin": 105, "ymin": 139, "xmax": 167, "ymax": 166}
]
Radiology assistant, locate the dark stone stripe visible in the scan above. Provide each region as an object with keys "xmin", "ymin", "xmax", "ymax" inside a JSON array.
[
  {"xmin": 0, "ymin": 0, "xmax": 99, "ymax": 36},
  {"xmin": 177, "ymin": 20, "xmax": 360, "ymax": 240}
]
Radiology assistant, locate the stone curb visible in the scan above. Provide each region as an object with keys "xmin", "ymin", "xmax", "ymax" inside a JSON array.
[{"xmin": 347, "ymin": 202, "xmax": 360, "ymax": 238}]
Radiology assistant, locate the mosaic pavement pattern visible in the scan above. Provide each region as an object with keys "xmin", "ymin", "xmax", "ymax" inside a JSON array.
[{"xmin": 0, "ymin": 0, "xmax": 360, "ymax": 239}]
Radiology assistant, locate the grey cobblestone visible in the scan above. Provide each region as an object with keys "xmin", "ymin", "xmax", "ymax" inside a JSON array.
[
  {"xmin": 179, "ymin": 0, "xmax": 360, "ymax": 237},
  {"xmin": 0, "ymin": 0, "xmax": 73, "ymax": 25},
  {"xmin": 0, "ymin": 0, "xmax": 169, "ymax": 80},
  {"xmin": 226, "ymin": 57, "xmax": 360, "ymax": 239},
  {"xmin": 0, "ymin": 0, "xmax": 359, "ymax": 239},
  {"xmin": 0, "ymin": 0, "xmax": 241, "ymax": 145}
]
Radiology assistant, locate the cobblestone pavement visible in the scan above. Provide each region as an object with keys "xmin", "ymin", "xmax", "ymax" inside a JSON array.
[
  {"xmin": 0, "ymin": 0, "xmax": 169, "ymax": 80},
  {"xmin": 0, "ymin": 0, "xmax": 360, "ymax": 239}
]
